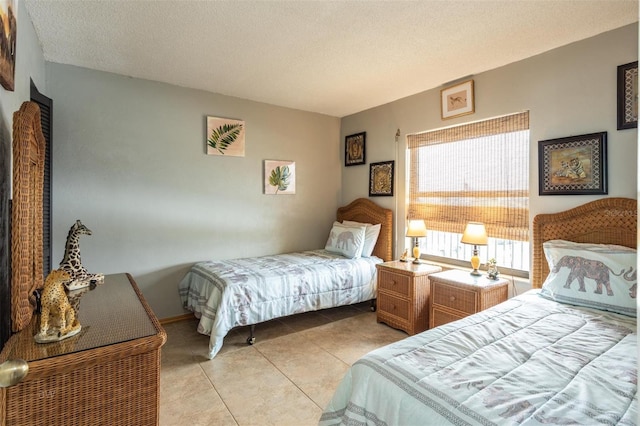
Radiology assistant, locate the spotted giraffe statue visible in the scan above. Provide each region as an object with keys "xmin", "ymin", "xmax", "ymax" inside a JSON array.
[
  {"xmin": 59, "ymin": 220, "xmax": 104, "ymax": 290},
  {"xmin": 35, "ymin": 269, "xmax": 81, "ymax": 343}
]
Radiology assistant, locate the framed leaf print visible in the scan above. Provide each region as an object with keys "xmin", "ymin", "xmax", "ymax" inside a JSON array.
[
  {"xmin": 206, "ymin": 116, "xmax": 245, "ymax": 157},
  {"xmin": 264, "ymin": 160, "xmax": 296, "ymax": 195}
]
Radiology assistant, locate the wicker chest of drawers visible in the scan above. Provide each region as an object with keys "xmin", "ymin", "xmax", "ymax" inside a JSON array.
[
  {"xmin": 0, "ymin": 273, "xmax": 166, "ymax": 426},
  {"xmin": 376, "ymin": 261, "xmax": 441, "ymax": 335},
  {"xmin": 429, "ymin": 269, "xmax": 509, "ymax": 328}
]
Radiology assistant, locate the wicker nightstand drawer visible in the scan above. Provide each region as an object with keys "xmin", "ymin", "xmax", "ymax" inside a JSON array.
[
  {"xmin": 378, "ymin": 293, "xmax": 410, "ymax": 321},
  {"xmin": 431, "ymin": 309, "xmax": 465, "ymax": 328},
  {"xmin": 429, "ymin": 269, "xmax": 509, "ymax": 329},
  {"xmin": 432, "ymin": 283, "xmax": 477, "ymax": 314},
  {"xmin": 378, "ymin": 270, "xmax": 411, "ymax": 297}
]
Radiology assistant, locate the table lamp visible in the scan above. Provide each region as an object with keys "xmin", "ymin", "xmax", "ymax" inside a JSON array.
[
  {"xmin": 460, "ymin": 222, "xmax": 488, "ymax": 276},
  {"xmin": 406, "ymin": 220, "xmax": 427, "ymax": 264}
]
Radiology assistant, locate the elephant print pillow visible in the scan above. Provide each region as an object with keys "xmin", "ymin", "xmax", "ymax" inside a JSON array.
[
  {"xmin": 325, "ymin": 222, "xmax": 367, "ymax": 259},
  {"xmin": 540, "ymin": 240, "xmax": 637, "ymax": 317}
]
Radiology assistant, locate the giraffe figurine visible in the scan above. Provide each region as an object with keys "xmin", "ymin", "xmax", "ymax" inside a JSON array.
[
  {"xmin": 59, "ymin": 220, "xmax": 104, "ymax": 290},
  {"xmin": 35, "ymin": 269, "xmax": 82, "ymax": 343}
]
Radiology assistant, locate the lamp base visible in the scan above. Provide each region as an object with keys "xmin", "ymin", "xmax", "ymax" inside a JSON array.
[
  {"xmin": 412, "ymin": 242, "xmax": 421, "ymax": 264},
  {"xmin": 469, "ymin": 249, "xmax": 481, "ymax": 276},
  {"xmin": 412, "ymin": 258, "xmax": 421, "ymax": 264}
]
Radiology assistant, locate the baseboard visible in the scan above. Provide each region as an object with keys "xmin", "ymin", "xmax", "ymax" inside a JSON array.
[{"xmin": 160, "ymin": 313, "xmax": 193, "ymax": 325}]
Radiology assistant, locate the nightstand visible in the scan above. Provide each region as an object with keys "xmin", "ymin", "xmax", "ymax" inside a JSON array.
[
  {"xmin": 429, "ymin": 269, "xmax": 509, "ymax": 328},
  {"xmin": 376, "ymin": 261, "xmax": 441, "ymax": 335}
]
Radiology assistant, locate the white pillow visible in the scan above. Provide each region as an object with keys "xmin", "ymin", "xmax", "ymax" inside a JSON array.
[
  {"xmin": 539, "ymin": 240, "xmax": 637, "ymax": 317},
  {"xmin": 342, "ymin": 220, "xmax": 381, "ymax": 257},
  {"xmin": 325, "ymin": 222, "xmax": 367, "ymax": 259}
]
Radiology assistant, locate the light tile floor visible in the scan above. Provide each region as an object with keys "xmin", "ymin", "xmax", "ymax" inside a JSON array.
[{"xmin": 160, "ymin": 302, "xmax": 406, "ymax": 426}]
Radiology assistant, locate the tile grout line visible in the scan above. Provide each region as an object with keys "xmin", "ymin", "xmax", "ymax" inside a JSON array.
[
  {"xmin": 196, "ymin": 347, "xmax": 243, "ymax": 426},
  {"xmin": 253, "ymin": 329, "xmax": 345, "ymax": 412}
]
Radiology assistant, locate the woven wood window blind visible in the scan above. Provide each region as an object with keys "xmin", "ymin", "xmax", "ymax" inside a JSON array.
[{"xmin": 407, "ymin": 111, "xmax": 529, "ymax": 241}]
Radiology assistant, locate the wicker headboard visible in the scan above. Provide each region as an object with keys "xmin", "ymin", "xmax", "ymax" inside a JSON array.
[
  {"xmin": 11, "ymin": 102, "xmax": 46, "ymax": 332},
  {"xmin": 531, "ymin": 197, "xmax": 637, "ymax": 289},
  {"xmin": 337, "ymin": 198, "xmax": 393, "ymax": 262}
]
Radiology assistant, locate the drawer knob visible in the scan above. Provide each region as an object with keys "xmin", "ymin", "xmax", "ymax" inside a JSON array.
[
  {"xmin": 0, "ymin": 359, "xmax": 28, "ymax": 388},
  {"xmin": 449, "ymin": 296, "xmax": 456, "ymax": 302},
  {"xmin": 391, "ymin": 280, "xmax": 396, "ymax": 286}
]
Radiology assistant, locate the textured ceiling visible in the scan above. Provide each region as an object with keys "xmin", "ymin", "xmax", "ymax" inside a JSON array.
[{"xmin": 23, "ymin": 0, "xmax": 638, "ymax": 117}]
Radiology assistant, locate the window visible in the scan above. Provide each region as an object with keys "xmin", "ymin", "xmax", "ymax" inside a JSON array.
[{"xmin": 407, "ymin": 111, "xmax": 530, "ymax": 275}]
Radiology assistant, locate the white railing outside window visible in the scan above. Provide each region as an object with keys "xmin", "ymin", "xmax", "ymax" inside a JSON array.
[{"xmin": 420, "ymin": 230, "xmax": 530, "ymax": 275}]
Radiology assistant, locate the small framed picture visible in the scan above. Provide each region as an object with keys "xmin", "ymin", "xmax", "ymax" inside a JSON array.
[
  {"xmin": 264, "ymin": 160, "xmax": 296, "ymax": 195},
  {"xmin": 441, "ymin": 79, "xmax": 474, "ymax": 120},
  {"xmin": 369, "ymin": 161, "xmax": 394, "ymax": 197},
  {"xmin": 345, "ymin": 132, "xmax": 366, "ymax": 166},
  {"xmin": 617, "ymin": 61, "xmax": 638, "ymax": 130},
  {"xmin": 538, "ymin": 132, "xmax": 607, "ymax": 196},
  {"xmin": 0, "ymin": 0, "xmax": 16, "ymax": 91},
  {"xmin": 206, "ymin": 116, "xmax": 245, "ymax": 157}
]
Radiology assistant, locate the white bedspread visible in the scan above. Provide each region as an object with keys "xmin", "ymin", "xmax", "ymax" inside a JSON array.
[
  {"xmin": 320, "ymin": 290, "xmax": 637, "ymax": 425},
  {"xmin": 179, "ymin": 249, "xmax": 380, "ymax": 358}
]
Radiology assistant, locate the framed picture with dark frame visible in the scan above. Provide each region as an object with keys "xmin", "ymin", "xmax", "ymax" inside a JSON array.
[
  {"xmin": 617, "ymin": 61, "xmax": 638, "ymax": 130},
  {"xmin": 345, "ymin": 132, "xmax": 366, "ymax": 166},
  {"xmin": 369, "ymin": 160, "xmax": 394, "ymax": 197},
  {"xmin": 538, "ymin": 132, "xmax": 607, "ymax": 196}
]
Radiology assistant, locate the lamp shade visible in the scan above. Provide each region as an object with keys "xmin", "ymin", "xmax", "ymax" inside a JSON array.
[
  {"xmin": 460, "ymin": 222, "xmax": 488, "ymax": 245},
  {"xmin": 406, "ymin": 220, "xmax": 427, "ymax": 237}
]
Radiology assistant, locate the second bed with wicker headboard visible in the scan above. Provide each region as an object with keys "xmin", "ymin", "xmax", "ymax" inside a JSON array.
[
  {"xmin": 321, "ymin": 197, "xmax": 637, "ymax": 425},
  {"xmin": 531, "ymin": 197, "xmax": 637, "ymax": 288}
]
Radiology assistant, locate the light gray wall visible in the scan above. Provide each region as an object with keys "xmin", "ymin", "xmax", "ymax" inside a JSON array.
[
  {"xmin": 341, "ymin": 23, "xmax": 639, "ymax": 260},
  {"xmin": 46, "ymin": 64, "xmax": 341, "ymax": 319}
]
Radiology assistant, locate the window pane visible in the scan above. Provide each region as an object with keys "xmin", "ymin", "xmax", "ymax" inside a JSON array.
[
  {"xmin": 407, "ymin": 111, "xmax": 530, "ymax": 273},
  {"xmin": 421, "ymin": 230, "xmax": 530, "ymax": 272}
]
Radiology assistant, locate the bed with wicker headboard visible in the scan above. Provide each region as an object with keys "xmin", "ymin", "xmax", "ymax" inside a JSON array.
[
  {"xmin": 531, "ymin": 197, "xmax": 637, "ymax": 288},
  {"xmin": 321, "ymin": 197, "xmax": 637, "ymax": 425},
  {"xmin": 179, "ymin": 198, "xmax": 393, "ymax": 359}
]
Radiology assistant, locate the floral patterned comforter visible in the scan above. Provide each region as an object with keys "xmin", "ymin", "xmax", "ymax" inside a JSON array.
[
  {"xmin": 320, "ymin": 290, "xmax": 637, "ymax": 425},
  {"xmin": 178, "ymin": 249, "xmax": 380, "ymax": 358}
]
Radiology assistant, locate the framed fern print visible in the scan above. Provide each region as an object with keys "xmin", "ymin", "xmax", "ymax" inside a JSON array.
[
  {"xmin": 206, "ymin": 116, "xmax": 245, "ymax": 157},
  {"xmin": 264, "ymin": 160, "xmax": 296, "ymax": 195}
]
